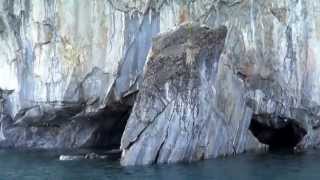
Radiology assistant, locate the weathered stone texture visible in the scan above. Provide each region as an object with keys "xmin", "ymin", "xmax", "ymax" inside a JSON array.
[{"xmin": 0, "ymin": 0, "xmax": 320, "ymax": 165}]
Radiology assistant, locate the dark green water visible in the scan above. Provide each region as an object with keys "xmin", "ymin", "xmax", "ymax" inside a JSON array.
[{"xmin": 0, "ymin": 149, "xmax": 319, "ymax": 180}]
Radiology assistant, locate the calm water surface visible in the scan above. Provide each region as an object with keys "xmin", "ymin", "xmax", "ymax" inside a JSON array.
[{"xmin": 0, "ymin": 149, "xmax": 319, "ymax": 180}]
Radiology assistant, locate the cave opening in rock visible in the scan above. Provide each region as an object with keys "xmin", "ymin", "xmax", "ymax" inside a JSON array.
[
  {"xmin": 87, "ymin": 103, "xmax": 132, "ymax": 150},
  {"xmin": 249, "ymin": 114, "xmax": 307, "ymax": 151},
  {"xmin": 88, "ymin": 92, "xmax": 137, "ymax": 150}
]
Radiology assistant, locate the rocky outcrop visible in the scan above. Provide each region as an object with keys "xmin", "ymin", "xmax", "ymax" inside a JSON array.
[{"xmin": 120, "ymin": 24, "xmax": 259, "ymax": 165}]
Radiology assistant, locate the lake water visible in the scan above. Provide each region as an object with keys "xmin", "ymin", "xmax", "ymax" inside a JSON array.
[{"xmin": 0, "ymin": 149, "xmax": 319, "ymax": 180}]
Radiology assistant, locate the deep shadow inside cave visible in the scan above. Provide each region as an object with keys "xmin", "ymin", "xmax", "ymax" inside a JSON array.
[
  {"xmin": 87, "ymin": 103, "xmax": 132, "ymax": 149},
  {"xmin": 249, "ymin": 114, "xmax": 307, "ymax": 151},
  {"xmin": 90, "ymin": 92, "xmax": 137, "ymax": 150}
]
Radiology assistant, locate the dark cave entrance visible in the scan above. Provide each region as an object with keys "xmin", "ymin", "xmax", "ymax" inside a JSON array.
[
  {"xmin": 88, "ymin": 103, "xmax": 132, "ymax": 150},
  {"xmin": 249, "ymin": 114, "xmax": 307, "ymax": 151},
  {"xmin": 88, "ymin": 92, "xmax": 137, "ymax": 150}
]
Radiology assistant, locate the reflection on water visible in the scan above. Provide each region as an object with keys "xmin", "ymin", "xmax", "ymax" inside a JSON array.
[{"xmin": 0, "ymin": 149, "xmax": 319, "ymax": 180}]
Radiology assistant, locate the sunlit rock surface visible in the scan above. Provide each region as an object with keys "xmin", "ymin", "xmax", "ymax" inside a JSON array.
[
  {"xmin": 0, "ymin": 0, "xmax": 158, "ymax": 148},
  {"xmin": 0, "ymin": 0, "xmax": 160, "ymax": 115},
  {"xmin": 0, "ymin": 0, "xmax": 319, "ymax": 165}
]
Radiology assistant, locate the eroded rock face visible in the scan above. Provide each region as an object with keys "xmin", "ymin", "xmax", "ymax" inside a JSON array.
[
  {"xmin": 120, "ymin": 24, "xmax": 258, "ymax": 166},
  {"xmin": 0, "ymin": 103, "xmax": 131, "ymax": 149},
  {"xmin": 0, "ymin": 0, "xmax": 158, "ymax": 148}
]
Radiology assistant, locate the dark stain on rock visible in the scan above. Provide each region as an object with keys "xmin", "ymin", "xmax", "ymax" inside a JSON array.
[
  {"xmin": 270, "ymin": 7, "xmax": 288, "ymax": 24},
  {"xmin": 0, "ymin": 17, "xmax": 6, "ymax": 34}
]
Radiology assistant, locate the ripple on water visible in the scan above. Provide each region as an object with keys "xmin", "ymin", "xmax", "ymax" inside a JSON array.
[{"xmin": 0, "ymin": 149, "xmax": 319, "ymax": 180}]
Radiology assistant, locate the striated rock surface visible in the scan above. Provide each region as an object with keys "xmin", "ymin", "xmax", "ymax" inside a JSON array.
[
  {"xmin": 120, "ymin": 24, "xmax": 259, "ymax": 165},
  {"xmin": 0, "ymin": 0, "xmax": 319, "ymax": 166},
  {"xmin": 120, "ymin": 0, "xmax": 320, "ymax": 165},
  {"xmin": 0, "ymin": 0, "xmax": 159, "ymax": 148}
]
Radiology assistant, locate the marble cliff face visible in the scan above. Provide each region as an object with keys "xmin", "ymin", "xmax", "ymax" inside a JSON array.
[{"xmin": 0, "ymin": 0, "xmax": 320, "ymax": 165}]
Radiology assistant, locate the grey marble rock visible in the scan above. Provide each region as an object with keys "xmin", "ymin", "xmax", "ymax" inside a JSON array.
[{"xmin": 120, "ymin": 23, "xmax": 257, "ymax": 166}]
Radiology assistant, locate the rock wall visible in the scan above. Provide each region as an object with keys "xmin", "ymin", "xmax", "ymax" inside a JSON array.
[
  {"xmin": 0, "ymin": 0, "xmax": 319, "ymax": 165},
  {"xmin": 0, "ymin": 0, "xmax": 163, "ymax": 148},
  {"xmin": 0, "ymin": 0, "xmax": 160, "ymax": 116},
  {"xmin": 121, "ymin": 0, "xmax": 320, "ymax": 165}
]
